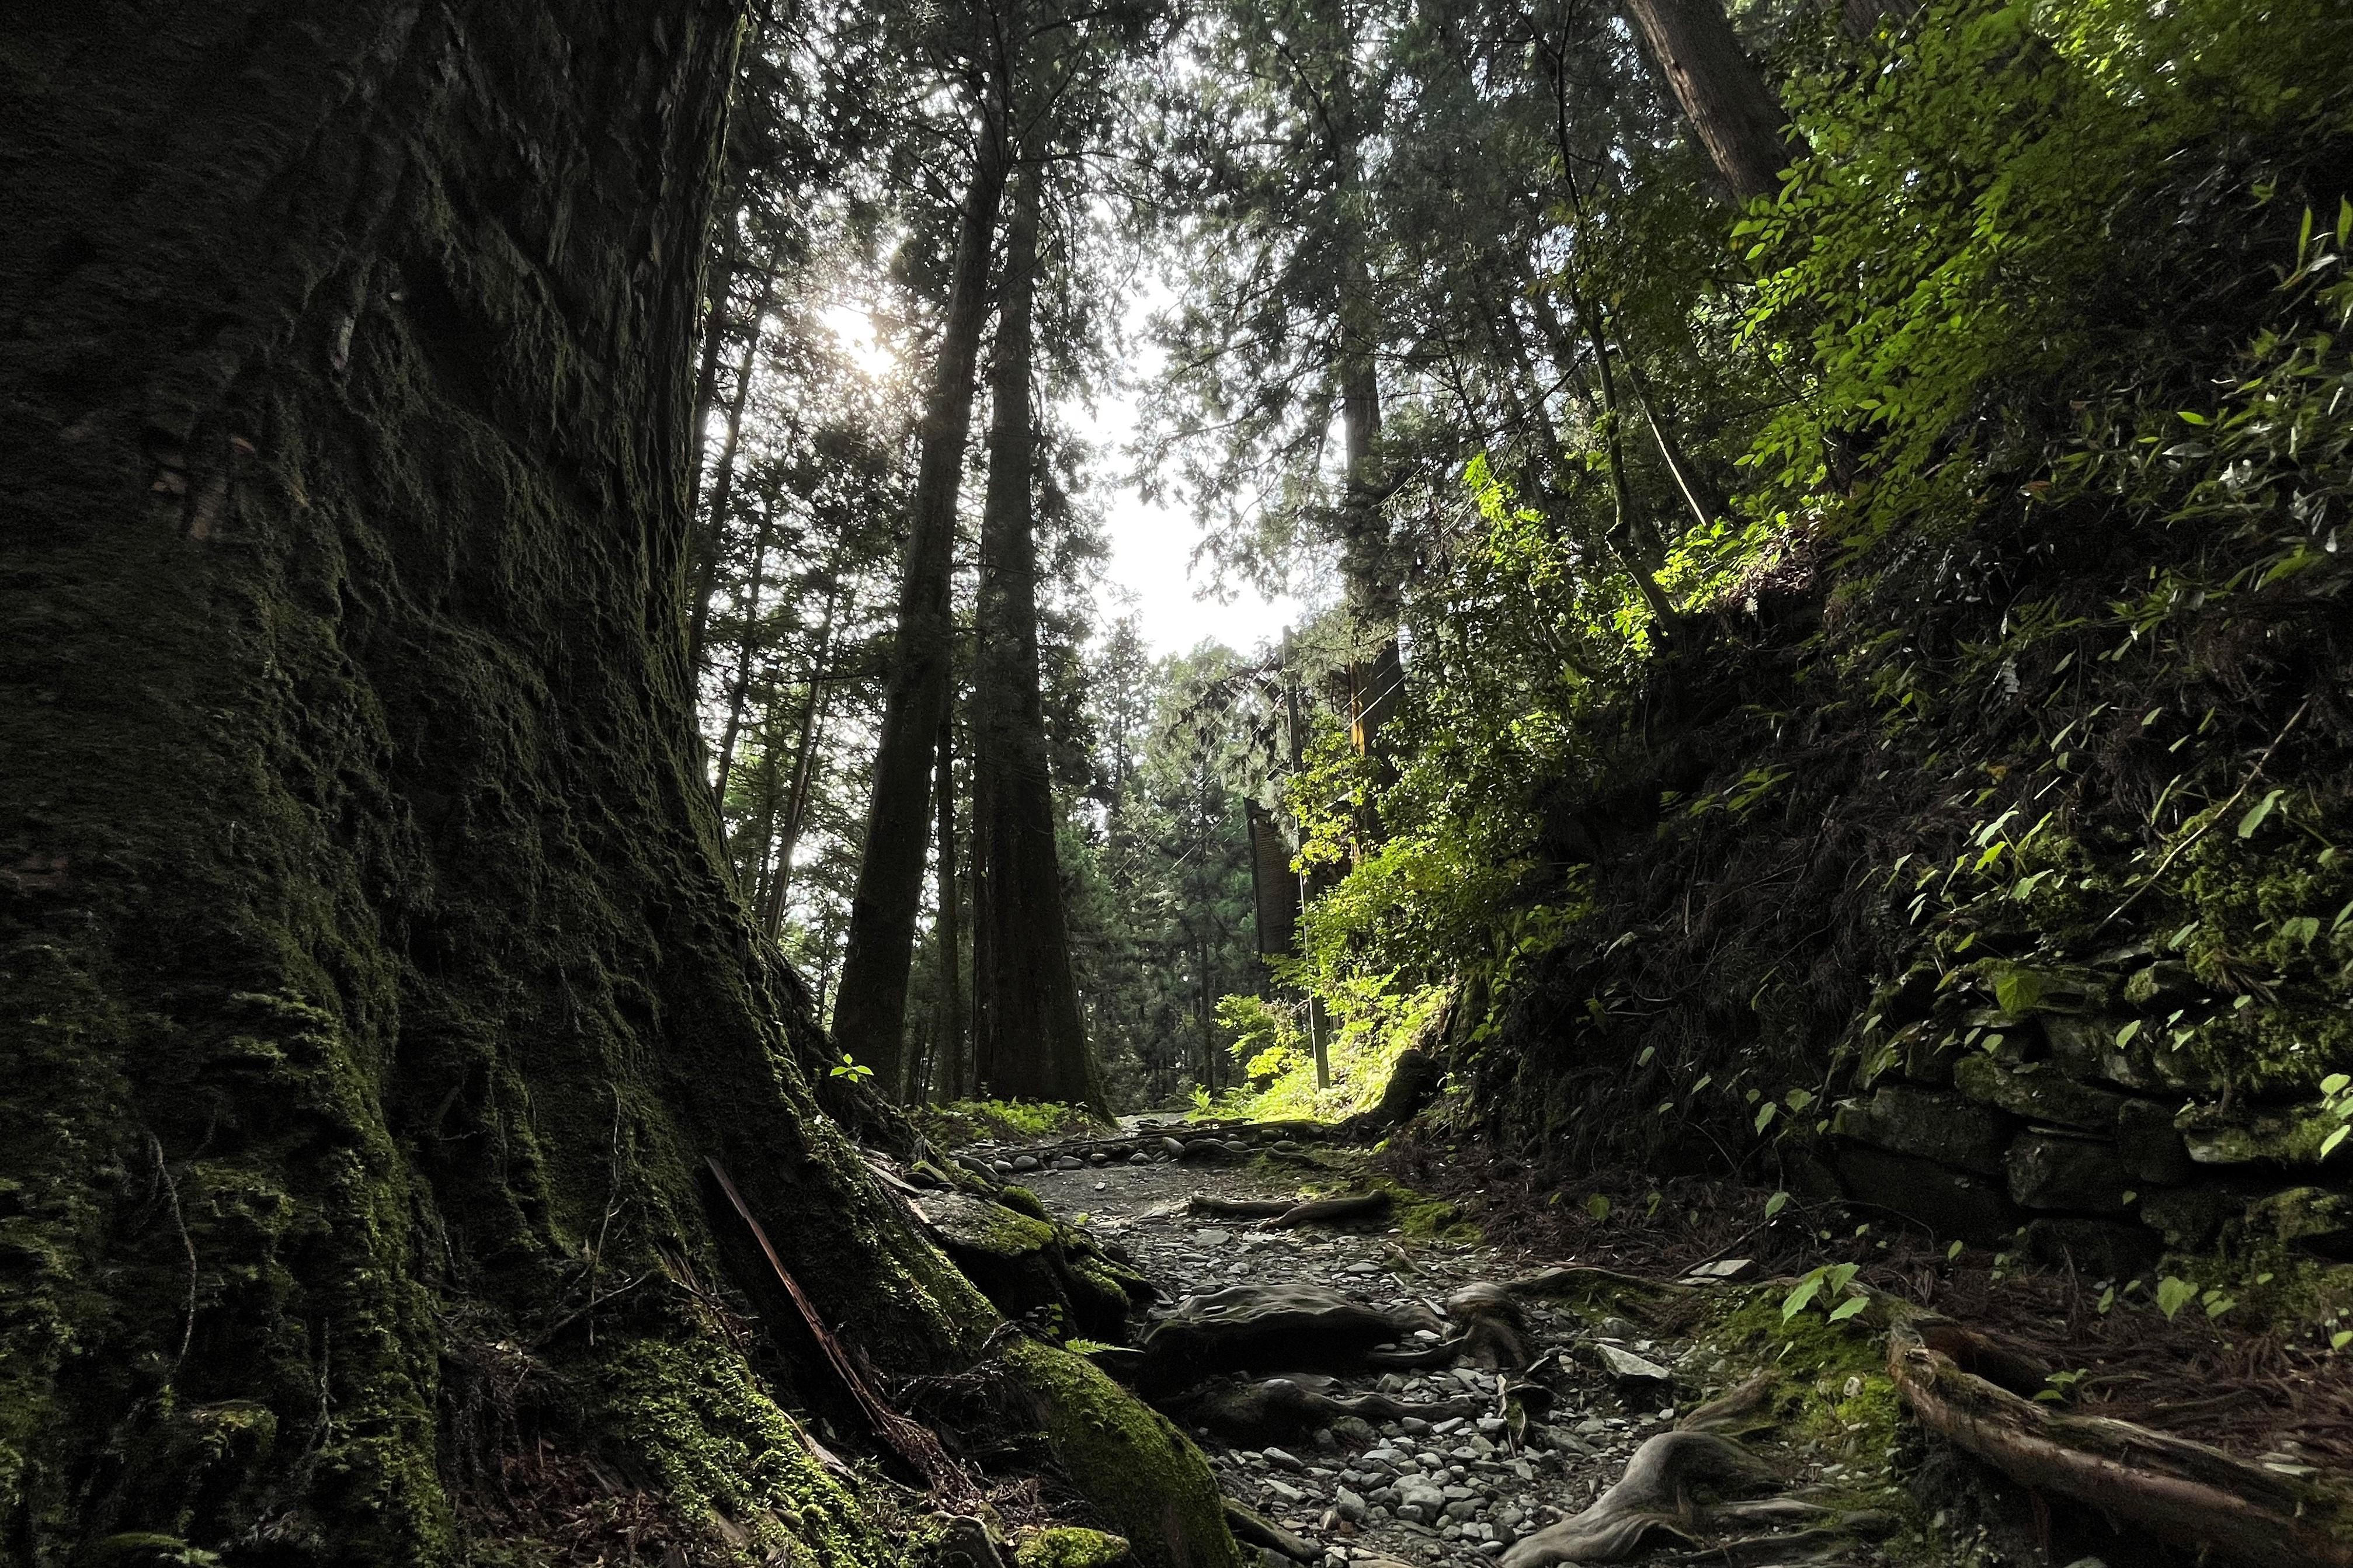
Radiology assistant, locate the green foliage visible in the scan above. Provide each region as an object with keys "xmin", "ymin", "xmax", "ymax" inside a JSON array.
[
  {"xmin": 1781, "ymin": 1263, "xmax": 1869, "ymax": 1326},
  {"xmin": 1739, "ymin": 0, "xmax": 2353, "ymax": 552},
  {"xmin": 917, "ymin": 1100, "xmax": 1106, "ymax": 1148}
]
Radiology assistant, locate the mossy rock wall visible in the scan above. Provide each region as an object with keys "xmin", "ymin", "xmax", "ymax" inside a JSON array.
[{"xmin": 0, "ymin": 6, "xmax": 1006, "ymax": 1564}]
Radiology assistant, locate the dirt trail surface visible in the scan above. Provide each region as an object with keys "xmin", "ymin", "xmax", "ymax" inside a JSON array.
[{"xmin": 977, "ymin": 1124, "xmax": 1905, "ymax": 1568}]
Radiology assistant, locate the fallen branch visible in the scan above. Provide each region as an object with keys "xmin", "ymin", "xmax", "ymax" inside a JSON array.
[
  {"xmin": 1888, "ymin": 1319, "xmax": 2353, "ymax": 1568},
  {"xmin": 708, "ymin": 1158, "xmax": 982, "ymax": 1510}
]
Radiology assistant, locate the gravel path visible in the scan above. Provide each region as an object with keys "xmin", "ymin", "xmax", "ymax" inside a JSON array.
[{"xmin": 997, "ymin": 1135, "xmax": 1774, "ymax": 1568}]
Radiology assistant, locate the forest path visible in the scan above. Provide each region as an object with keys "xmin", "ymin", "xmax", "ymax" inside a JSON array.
[{"xmin": 986, "ymin": 1125, "xmax": 1913, "ymax": 1568}]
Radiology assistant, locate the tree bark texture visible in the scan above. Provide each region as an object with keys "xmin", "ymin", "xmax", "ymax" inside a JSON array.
[
  {"xmin": 1621, "ymin": 0, "xmax": 1794, "ymax": 206},
  {"xmin": 969, "ymin": 166, "xmax": 1109, "ymax": 1114},
  {"xmin": 827, "ymin": 116, "xmax": 1012, "ymax": 1096},
  {"xmin": 0, "ymin": 8, "xmax": 1233, "ymax": 1566}
]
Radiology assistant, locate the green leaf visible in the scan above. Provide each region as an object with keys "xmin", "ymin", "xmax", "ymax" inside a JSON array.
[
  {"xmin": 1754, "ymin": 1103, "xmax": 1778, "ymax": 1134},
  {"xmin": 2334, "ymin": 1329, "xmax": 2353, "ymax": 1352},
  {"xmin": 2115, "ymin": 1020, "xmax": 2142, "ymax": 1048},
  {"xmin": 1826, "ymin": 1263, "xmax": 1860, "ymax": 1294},
  {"xmin": 2155, "ymin": 1276, "xmax": 2198, "ymax": 1321},
  {"xmin": 1765, "ymin": 1191, "xmax": 1791, "ymax": 1218},
  {"xmin": 1992, "ymin": 968, "xmax": 2045, "ymax": 1014},
  {"xmin": 1826, "ymin": 1295, "xmax": 1869, "ymax": 1323},
  {"xmin": 2237, "ymin": 788, "xmax": 2285, "ymax": 839},
  {"xmin": 2321, "ymin": 1125, "xmax": 2348, "ymax": 1159},
  {"xmin": 1947, "ymin": 1240, "xmax": 1965, "ymax": 1261},
  {"xmin": 1781, "ymin": 1278, "xmax": 1822, "ymax": 1320},
  {"xmin": 1585, "ymin": 1193, "xmax": 1611, "ymax": 1223}
]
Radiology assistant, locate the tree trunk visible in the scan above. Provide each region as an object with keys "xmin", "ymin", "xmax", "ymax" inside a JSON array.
[
  {"xmin": 828, "ymin": 113, "xmax": 1013, "ymax": 1095},
  {"xmin": 932, "ymin": 711, "xmax": 967, "ymax": 1103},
  {"xmin": 1327, "ymin": 34, "xmax": 1406, "ymax": 780},
  {"xmin": 762, "ymin": 576, "xmax": 843, "ymax": 938},
  {"xmin": 969, "ymin": 163, "xmax": 1108, "ymax": 1114},
  {"xmin": 0, "ymin": 9, "xmax": 1236, "ymax": 1566},
  {"xmin": 687, "ymin": 219, "xmax": 745, "ymax": 509},
  {"xmin": 710, "ymin": 501, "xmax": 776, "ymax": 816},
  {"xmin": 1621, "ymin": 0, "xmax": 1794, "ymax": 206},
  {"xmin": 686, "ymin": 253, "xmax": 780, "ymax": 676}
]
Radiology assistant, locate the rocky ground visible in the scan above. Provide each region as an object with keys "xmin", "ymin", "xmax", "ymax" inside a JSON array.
[{"xmin": 959, "ymin": 1124, "xmax": 1917, "ymax": 1568}]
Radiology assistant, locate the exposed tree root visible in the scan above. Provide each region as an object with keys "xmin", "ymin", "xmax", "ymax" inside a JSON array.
[
  {"xmin": 1889, "ymin": 1319, "xmax": 2353, "ymax": 1568},
  {"xmin": 1675, "ymin": 1374, "xmax": 1782, "ymax": 1437},
  {"xmin": 1189, "ymin": 1195, "xmax": 1295, "ymax": 1219},
  {"xmin": 1263, "ymin": 1191, "xmax": 1392, "ymax": 1229},
  {"xmin": 1222, "ymin": 1498, "xmax": 1316, "ymax": 1560},
  {"xmin": 1170, "ymin": 1373, "xmax": 1483, "ymax": 1445},
  {"xmin": 1500, "ymin": 1430, "xmax": 1781, "ymax": 1566},
  {"xmin": 1442, "ymin": 1281, "xmax": 1535, "ymax": 1369},
  {"xmin": 1137, "ymin": 1285, "xmax": 1443, "ymax": 1394}
]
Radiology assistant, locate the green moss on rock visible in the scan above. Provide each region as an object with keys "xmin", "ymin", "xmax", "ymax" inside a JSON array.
[
  {"xmin": 1013, "ymin": 1525, "xmax": 1132, "ymax": 1568},
  {"xmin": 999, "ymin": 1340, "xmax": 1242, "ymax": 1568}
]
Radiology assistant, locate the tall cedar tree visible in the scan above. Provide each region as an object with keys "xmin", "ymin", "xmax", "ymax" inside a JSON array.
[
  {"xmin": 971, "ymin": 165, "xmax": 1111, "ymax": 1111},
  {"xmin": 828, "ymin": 54, "xmax": 1014, "ymax": 1091}
]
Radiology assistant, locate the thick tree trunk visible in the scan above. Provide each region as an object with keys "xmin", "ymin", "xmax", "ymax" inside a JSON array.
[
  {"xmin": 0, "ymin": 9, "xmax": 1233, "ymax": 1566},
  {"xmin": 970, "ymin": 165, "xmax": 1108, "ymax": 1114},
  {"xmin": 1621, "ymin": 0, "xmax": 1794, "ymax": 206},
  {"xmin": 828, "ymin": 117, "xmax": 1012, "ymax": 1094}
]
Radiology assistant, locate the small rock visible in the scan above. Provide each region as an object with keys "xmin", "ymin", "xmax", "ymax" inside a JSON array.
[
  {"xmin": 1594, "ymin": 1344, "xmax": 1671, "ymax": 1384},
  {"xmin": 1128, "ymin": 1152, "xmax": 1151, "ymax": 1166},
  {"xmin": 1054, "ymin": 1156, "xmax": 1084, "ymax": 1170},
  {"xmin": 1161, "ymin": 1136, "xmax": 1187, "ymax": 1157},
  {"xmin": 1196, "ymin": 1229, "xmax": 1233, "ymax": 1246},
  {"xmin": 1012, "ymin": 1154, "xmax": 1041, "ymax": 1172},
  {"xmin": 1264, "ymin": 1447, "xmax": 1304, "ymax": 1472},
  {"xmin": 1682, "ymin": 1258, "xmax": 1757, "ymax": 1282}
]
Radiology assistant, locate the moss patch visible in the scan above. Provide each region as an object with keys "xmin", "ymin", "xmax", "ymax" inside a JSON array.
[
  {"xmin": 999, "ymin": 1340, "xmax": 1241, "ymax": 1568},
  {"xmin": 1012, "ymin": 1525, "xmax": 1132, "ymax": 1568},
  {"xmin": 919, "ymin": 1101, "xmax": 1107, "ymax": 1149}
]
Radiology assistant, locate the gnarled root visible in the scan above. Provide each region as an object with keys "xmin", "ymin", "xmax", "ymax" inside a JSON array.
[
  {"xmin": 1137, "ymin": 1285, "xmax": 1443, "ymax": 1395},
  {"xmin": 1888, "ymin": 1320, "xmax": 2353, "ymax": 1568},
  {"xmin": 1223, "ymin": 1499, "xmax": 1316, "ymax": 1560},
  {"xmin": 1500, "ymin": 1430, "xmax": 1780, "ymax": 1566},
  {"xmin": 1263, "ymin": 1191, "xmax": 1391, "ymax": 1229},
  {"xmin": 1172, "ymin": 1373, "xmax": 1482, "ymax": 1445}
]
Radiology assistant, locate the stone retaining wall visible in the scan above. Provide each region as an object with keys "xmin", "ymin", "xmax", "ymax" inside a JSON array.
[{"xmin": 1826, "ymin": 952, "xmax": 2351, "ymax": 1278}]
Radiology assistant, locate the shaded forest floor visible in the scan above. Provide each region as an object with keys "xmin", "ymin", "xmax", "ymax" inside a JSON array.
[{"xmin": 938, "ymin": 1117, "xmax": 2353, "ymax": 1567}]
